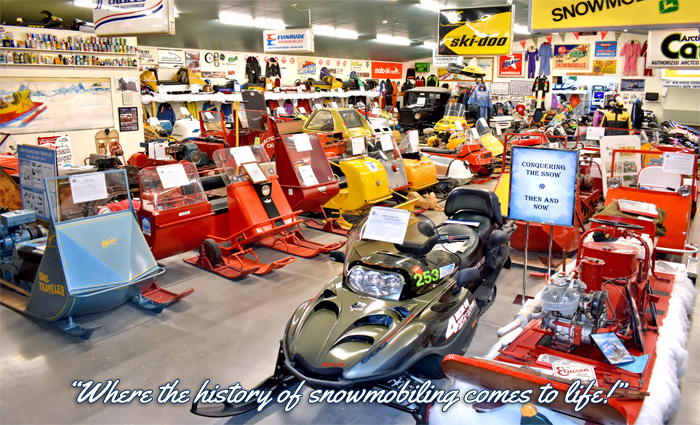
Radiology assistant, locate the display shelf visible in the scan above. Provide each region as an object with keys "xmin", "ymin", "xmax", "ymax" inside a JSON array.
[
  {"xmin": 1, "ymin": 47, "xmax": 136, "ymax": 56},
  {"xmin": 551, "ymin": 89, "xmax": 588, "ymax": 94},
  {"xmin": 0, "ymin": 62, "xmax": 137, "ymax": 69},
  {"xmin": 141, "ymin": 90, "xmax": 382, "ymax": 104}
]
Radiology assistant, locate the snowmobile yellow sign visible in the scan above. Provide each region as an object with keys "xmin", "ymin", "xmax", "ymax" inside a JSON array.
[
  {"xmin": 529, "ymin": 0, "xmax": 700, "ymax": 32},
  {"xmin": 437, "ymin": 6, "xmax": 513, "ymax": 56}
]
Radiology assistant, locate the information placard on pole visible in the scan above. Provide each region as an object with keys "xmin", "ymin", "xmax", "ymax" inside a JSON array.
[{"xmin": 508, "ymin": 146, "xmax": 579, "ymax": 227}]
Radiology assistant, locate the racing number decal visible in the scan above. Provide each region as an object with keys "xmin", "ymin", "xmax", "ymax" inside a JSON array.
[{"xmin": 415, "ymin": 269, "xmax": 439, "ymax": 287}]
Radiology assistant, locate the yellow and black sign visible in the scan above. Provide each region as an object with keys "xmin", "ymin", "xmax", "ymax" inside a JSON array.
[
  {"xmin": 438, "ymin": 6, "xmax": 513, "ymax": 56},
  {"xmin": 530, "ymin": 0, "xmax": 700, "ymax": 32}
]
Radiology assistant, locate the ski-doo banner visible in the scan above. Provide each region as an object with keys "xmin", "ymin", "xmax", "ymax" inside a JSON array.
[
  {"xmin": 437, "ymin": 6, "xmax": 513, "ymax": 56},
  {"xmin": 647, "ymin": 29, "xmax": 700, "ymax": 69},
  {"xmin": 263, "ymin": 29, "xmax": 314, "ymax": 53},
  {"xmin": 529, "ymin": 0, "xmax": 700, "ymax": 32},
  {"xmin": 509, "ymin": 146, "xmax": 578, "ymax": 227},
  {"xmin": 371, "ymin": 62, "xmax": 403, "ymax": 79},
  {"xmin": 93, "ymin": 0, "xmax": 176, "ymax": 36}
]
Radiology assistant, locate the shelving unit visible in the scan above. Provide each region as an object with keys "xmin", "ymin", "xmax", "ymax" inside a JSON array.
[{"xmin": 1, "ymin": 47, "xmax": 136, "ymax": 56}]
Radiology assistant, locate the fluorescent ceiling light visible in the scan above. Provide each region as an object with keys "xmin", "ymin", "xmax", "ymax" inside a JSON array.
[
  {"xmin": 73, "ymin": 0, "xmax": 96, "ymax": 7},
  {"xmin": 513, "ymin": 24, "xmax": 530, "ymax": 35},
  {"xmin": 423, "ymin": 41, "xmax": 437, "ymax": 49},
  {"xmin": 313, "ymin": 26, "xmax": 358, "ymax": 39},
  {"xmin": 219, "ymin": 12, "xmax": 285, "ymax": 29},
  {"xmin": 376, "ymin": 35, "xmax": 411, "ymax": 46},
  {"xmin": 174, "ymin": 8, "xmax": 179, "ymax": 18},
  {"xmin": 419, "ymin": 0, "xmax": 442, "ymax": 12}
]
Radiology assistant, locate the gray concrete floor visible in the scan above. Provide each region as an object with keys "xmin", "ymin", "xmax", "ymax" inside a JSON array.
[{"xmin": 1, "ymin": 181, "xmax": 698, "ymax": 424}]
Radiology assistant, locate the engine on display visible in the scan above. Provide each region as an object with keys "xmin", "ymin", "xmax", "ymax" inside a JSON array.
[{"xmin": 538, "ymin": 273, "xmax": 608, "ymax": 352}]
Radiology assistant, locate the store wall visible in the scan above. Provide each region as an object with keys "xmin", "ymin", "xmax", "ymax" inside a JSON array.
[
  {"xmin": 0, "ymin": 27, "xmax": 142, "ymax": 165},
  {"xmin": 402, "ymin": 32, "xmax": 665, "ymax": 117}
]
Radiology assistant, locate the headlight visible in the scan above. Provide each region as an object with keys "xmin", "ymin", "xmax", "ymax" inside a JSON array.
[
  {"xmin": 347, "ymin": 266, "xmax": 404, "ymax": 299},
  {"xmin": 607, "ymin": 177, "xmax": 621, "ymax": 189},
  {"xmin": 392, "ymin": 112, "xmax": 398, "ymax": 119},
  {"xmin": 414, "ymin": 113, "xmax": 421, "ymax": 120},
  {"xmin": 679, "ymin": 185, "xmax": 691, "ymax": 198},
  {"xmin": 261, "ymin": 184, "xmax": 271, "ymax": 196}
]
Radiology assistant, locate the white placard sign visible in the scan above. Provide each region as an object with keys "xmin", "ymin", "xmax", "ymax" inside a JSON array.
[
  {"xmin": 330, "ymin": 102, "xmax": 339, "ymax": 108},
  {"xmin": 362, "ymin": 206, "xmax": 411, "ymax": 244},
  {"xmin": 352, "ymin": 137, "xmax": 365, "ymax": 155},
  {"xmin": 148, "ymin": 142, "xmax": 167, "ymax": 160},
  {"xmin": 416, "ymin": 97, "xmax": 426, "ymax": 106},
  {"xmin": 292, "ymin": 133, "xmax": 313, "ymax": 152},
  {"xmin": 380, "ymin": 135, "xmax": 394, "ymax": 151},
  {"xmin": 454, "ymin": 121, "xmax": 463, "ymax": 131},
  {"xmin": 586, "ymin": 127, "xmax": 605, "ymax": 141},
  {"xmin": 663, "ymin": 152, "xmax": 695, "ymax": 175},
  {"xmin": 69, "ymin": 173, "xmax": 108, "ymax": 204},
  {"xmin": 156, "ymin": 164, "xmax": 190, "ymax": 189},
  {"xmin": 408, "ymin": 130, "xmax": 419, "ymax": 148},
  {"xmin": 298, "ymin": 165, "xmax": 319, "ymax": 187},
  {"xmin": 179, "ymin": 107, "xmax": 190, "ymax": 117},
  {"xmin": 371, "ymin": 107, "xmax": 381, "ymax": 116},
  {"xmin": 298, "ymin": 107, "xmax": 307, "ymax": 114},
  {"xmin": 433, "ymin": 48, "xmax": 463, "ymax": 68},
  {"xmin": 230, "ymin": 146, "xmax": 256, "ymax": 165}
]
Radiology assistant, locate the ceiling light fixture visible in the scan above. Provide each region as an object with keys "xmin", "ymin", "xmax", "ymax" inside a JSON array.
[
  {"xmin": 312, "ymin": 26, "xmax": 358, "ymax": 39},
  {"xmin": 423, "ymin": 41, "xmax": 438, "ymax": 49},
  {"xmin": 376, "ymin": 35, "xmax": 411, "ymax": 46},
  {"xmin": 382, "ymin": 20, "xmax": 388, "ymax": 24},
  {"xmin": 219, "ymin": 12, "xmax": 285, "ymax": 30},
  {"xmin": 624, "ymin": 29, "xmax": 628, "ymax": 32},
  {"xmin": 513, "ymin": 24, "xmax": 530, "ymax": 34},
  {"xmin": 174, "ymin": 8, "xmax": 179, "ymax": 18},
  {"xmin": 419, "ymin": 0, "xmax": 442, "ymax": 12}
]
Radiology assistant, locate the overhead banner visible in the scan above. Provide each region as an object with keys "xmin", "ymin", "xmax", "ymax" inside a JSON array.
[
  {"xmin": 437, "ymin": 5, "xmax": 513, "ymax": 56},
  {"xmin": 647, "ymin": 29, "xmax": 700, "ymax": 69},
  {"xmin": 508, "ymin": 147, "xmax": 578, "ymax": 227},
  {"xmin": 498, "ymin": 53, "xmax": 523, "ymax": 77},
  {"xmin": 553, "ymin": 44, "xmax": 590, "ymax": 70},
  {"xmin": 93, "ymin": 0, "xmax": 175, "ymax": 36},
  {"xmin": 371, "ymin": 62, "xmax": 403, "ymax": 79},
  {"xmin": 529, "ymin": 0, "xmax": 700, "ymax": 32},
  {"xmin": 263, "ymin": 29, "xmax": 314, "ymax": 53}
]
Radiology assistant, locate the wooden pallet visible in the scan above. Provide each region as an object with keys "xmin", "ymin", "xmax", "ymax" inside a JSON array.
[{"xmin": 0, "ymin": 278, "xmax": 29, "ymax": 312}]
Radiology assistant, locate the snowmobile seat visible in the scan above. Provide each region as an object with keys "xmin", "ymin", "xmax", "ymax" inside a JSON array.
[
  {"xmin": 437, "ymin": 223, "xmax": 480, "ymax": 269},
  {"xmin": 444, "ymin": 188, "xmax": 502, "ymax": 234},
  {"xmin": 421, "ymin": 146, "xmax": 457, "ymax": 155}
]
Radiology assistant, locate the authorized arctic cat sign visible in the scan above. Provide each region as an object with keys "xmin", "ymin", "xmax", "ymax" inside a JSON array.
[
  {"xmin": 437, "ymin": 6, "xmax": 513, "ymax": 56},
  {"xmin": 529, "ymin": 0, "xmax": 700, "ymax": 32},
  {"xmin": 648, "ymin": 29, "xmax": 700, "ymax": 69},
  {"xmin": 263, "ymin": 29, "xmax": 314, "ymax": 53}
]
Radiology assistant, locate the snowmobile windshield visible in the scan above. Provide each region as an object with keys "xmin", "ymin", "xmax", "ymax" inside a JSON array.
[
  {"xmin": 344, "ymin": 208, "xmax": 461, "ymax": 300},
  {"xmin": 139, "ymin": 162, "xmax": 208, "ymax": 213},
  {"xmin": 475, "ymin": 118, "xmax": 491, "ymax": 137},
  {"xmin": 444, "ymin": 102, "xmax": 466, "ymax": 118},
  {"xmin": 338, "ymin": 109, "xmax": 367, "ymax": 129},
  {"xmin": 609, "ymin": 148, "xmax": 696, "ymax": 197},
  {"xmin": 212, "ymin": 146, "xmax": 275, "ymax": 186},
  {"xmin": 279, "ymin": 133, "xmax": 335, "ymax": 187}
]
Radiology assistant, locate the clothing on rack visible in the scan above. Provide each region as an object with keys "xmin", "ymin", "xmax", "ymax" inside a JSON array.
[
  {"xmin": 415, "ymin": 76, "xmax": 425, "ymax": 87},
  {"xmin": 537, "ymin": 42, "xmax": 552, "ymax": 76},
  {"xmin": 640, "ymin": 40, "xmax": 653, "ymax": 77},
  {"xmin": 631, "ymin": 99, "xmax": 644, "ymax": 129},
  {"xmin": 620, "ymin": 41, "xmax": 641, "ymax": 76},
  {"xmin": 601, "ymin": 108, "xmax": 632, "ymax": 135},
  {"xmin": 459, "ymin": 86, "xmax": 473, "ymax": 108},
  {"xmin": 202, "ymin": 102, "xmax": 217, "ymax": 112},
  {"xmin": 391, "ymin": 81, "xmax": 398, "ymax": 107},
  {"xmin": 385, "ymin": 79, "xmax": 394, "ymax": 107},
  {"xmin": 157, "ymin": 102, "xmax": 176, "ymax": 125},
  {"xmin": 406, "ymin": 68, "xmax": 416, "ymax": 80},
  {"xmin": 532, "ymin": 76, "xmax": 549, "ymax": 109},
  {"xmin": 468, "ymin": 84, "xmax": 491, "ymax": 122},
  {"xmin": 592, "ymin": 108, "xmax": 605, "ymax": 127},
  {"xmin": 266, "ymin": 57, "xmax": 280, "ymax": 78},
  {"xmin": 525, "ymin": 47, "xmax": 538, "ymax": 79},
  {"xmin": 185, "ymin": 102, "xmax": 199, "ymax": 118},
  {"xmin": 427, "ymin": 74, "xmax": 438, "ymax": 87},
  {"xmin": 245, "ymin": 57, "xmax": 261, "ymax": 83}
]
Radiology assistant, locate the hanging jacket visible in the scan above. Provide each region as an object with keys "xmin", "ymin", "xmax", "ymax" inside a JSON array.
[
  {"xmin": 245, "ymin": 57, "xmax": 261, "ymax": 83},
  {"xmin": 220, "ymin": 103, "xmax": 233, "ymax": 121},
  {"xmin": 593, "ymin": 108, "xmax": 605, "ymax": 127},
  {"xmin": 427, "ymin": 74, "xmax": 438, "ymax": 87},
  {"xmin": 202, "ymin": 102, "xmax": 217, "ymax": 111},
  {"xmin": 391, "ymin": 81, "xmax": 398, "ymax": 107},
  {"xmin": 532, "ymin": 76, "xmax": 550, "ymax": 92},
  {"xmin": 406, "ymin": 68, "xmax": 416, "ymax": 80},
  {"xmin": 266, "ymin": 57, "xmax": 281, "ymax": 78},
  {"xmin": 601, "ymin": 109, "xmax": 632, "ymax": 135},
  {"xmin": 631, "ymin": 99, "xmax": 644, "ymax": 129},
  {"xmin": 401, "ymin": 80, "xmax": 414, "ymax": 92},
  {"xmin": 185, "ymin": 102, "xmax": 199, "ymax": 118},
  {"xmin": 157, "ymin": 102, "xmax": 176, "ymax": 125},
  {"xmin": 284, "ymin": 100, "xmax": 294, "ymax": 115},
  {"xmin": 385, "ymin": 79, "xmax": 394, "ymax": 96}
]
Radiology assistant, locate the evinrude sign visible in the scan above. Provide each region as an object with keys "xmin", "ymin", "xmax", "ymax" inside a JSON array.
[
  {"xmin": 93, "ymin": 0, "xmax": 176, "ymax": 36},
  {"xmin": 437, "ymin": 6, "xmax": 513, "ymax": 56},
  {"xmin": 647, "ymin": 29, "xmax": 700, "ymax": 69},
  {"xmin": 529, "ymin": 0, "xmax": 700, "ymax": 32},
  {"xmin": 263, "ymin": 29, "xmax": 314, "ymax": 53}
]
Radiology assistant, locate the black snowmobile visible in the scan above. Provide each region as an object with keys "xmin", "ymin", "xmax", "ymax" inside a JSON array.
[
  {"xmin": 191, "ymin": 188, "xmax": 515, "ymax": 422},
  {"xmin": 16, "ymin": 10, "xmax": 63, "ymax": 28}
]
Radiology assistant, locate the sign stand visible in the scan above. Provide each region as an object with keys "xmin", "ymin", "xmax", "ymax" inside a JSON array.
[{"xmin": 508, "ymin": 146, "xmax": 579, "ymax": 304}]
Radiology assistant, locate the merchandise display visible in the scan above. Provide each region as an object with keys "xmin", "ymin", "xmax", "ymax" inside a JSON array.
[{"xmin": 0, "ymin": 2, "xmax": 699, "ymax": 425}]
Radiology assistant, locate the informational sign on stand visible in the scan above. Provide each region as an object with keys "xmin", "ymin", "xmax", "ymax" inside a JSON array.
[
  {"xmin": 363, "ymin": 206, "xmax": 411, "ymax": 244},
  {"xmin": 508, "ymin": 146, "xmax": 579, "ymax": 227},
  {"xmin": 599, "ymin": 135, "xmax": 641, "ymax": 195},
  {"xmin": 18, "ymin": 145, "xmax": 56, "ymax": 221},
  {"xmin": 69, "ymin": 173, "xmax": 108, "ymax": 204},
  {"xmin": 663, "ymin": 152, "xmax": 695, "ymax": 175},
  {"xmin": 37, "ymin": 135, "xmax": 73, "ymax": 167}
]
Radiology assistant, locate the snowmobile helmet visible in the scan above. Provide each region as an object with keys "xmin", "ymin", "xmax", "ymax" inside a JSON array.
[{"xmin": 614, "ymin": 102, "xmax": 625, "ymax": 111}]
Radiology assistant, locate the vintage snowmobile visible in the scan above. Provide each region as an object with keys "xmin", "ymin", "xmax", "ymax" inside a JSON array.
[{"xmin": 191, "ymin": 188, "xmax": 515, "ymax": 421}]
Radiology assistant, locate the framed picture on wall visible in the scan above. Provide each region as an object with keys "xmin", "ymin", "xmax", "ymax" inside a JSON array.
[
  {"xmin": 437, "ymin": 57, "xmax": 494, "ymax": 82},
  {"xmin": 497, "ymin": 53, "xmax": 524, "ymax": 77},
  {"xmin": 118, "ymin": 107, "xmax": 139, "ymax": 132}
]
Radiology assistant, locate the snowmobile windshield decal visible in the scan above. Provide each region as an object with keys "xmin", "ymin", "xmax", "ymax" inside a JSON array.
[{"xmin": 446, "ymin": 299, "xmax": 476, "ymax": 339}]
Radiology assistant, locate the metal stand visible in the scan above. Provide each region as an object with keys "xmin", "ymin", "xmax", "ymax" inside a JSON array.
[
  {"xmin": 547, "ymin": 224, "xmax": 553, "ymax": 278},
  {"xmin": 522, "ymin": 221, "xmax": 530, "ymax": 306}
]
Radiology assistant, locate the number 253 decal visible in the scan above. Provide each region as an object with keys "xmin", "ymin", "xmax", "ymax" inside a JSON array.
[{"xmin": 414, "ymin": 269, "xmax": 439, "ymax": 287}]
